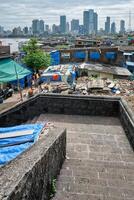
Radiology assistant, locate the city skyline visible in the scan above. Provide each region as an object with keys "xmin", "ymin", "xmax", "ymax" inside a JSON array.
[
  {"xmin": 0, "ymin": 0, "xmax": 134, "ymax": 31},
  {"xmin": 0, "ymin": 13, "xmax": 128, "ymax": 36},
  {"xmin": 0, "ymin": 14, "xmax": 127, "ymax": 36}
]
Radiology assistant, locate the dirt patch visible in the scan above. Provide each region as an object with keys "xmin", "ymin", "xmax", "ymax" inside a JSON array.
[{"xmin": 0, "ymin": 102, "xmax": 18, "ymax": 112}]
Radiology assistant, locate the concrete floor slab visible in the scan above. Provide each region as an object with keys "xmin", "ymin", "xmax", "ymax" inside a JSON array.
[{"xmin": 38, "ymin": 114, "xmax": 134, "ymax": 200}]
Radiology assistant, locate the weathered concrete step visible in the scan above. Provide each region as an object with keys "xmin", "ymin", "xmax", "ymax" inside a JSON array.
[{"xmin": 53, "ymin": 191, "xmax": 129, "ymax": 200}]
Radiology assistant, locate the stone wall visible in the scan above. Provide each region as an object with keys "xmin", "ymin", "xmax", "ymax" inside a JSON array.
[
  {"xmin": 0, "ymin": 128, "xmax": 66, "ymax": 200},
  {"xmin": 0, "ymin": 94, "xmax": 120, "ymax": 127},
  {"xmin": 119, "ymin": 99, "xmax": 134, "ymax": 150}
]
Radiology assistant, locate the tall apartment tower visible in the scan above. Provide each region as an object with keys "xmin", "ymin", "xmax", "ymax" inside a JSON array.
[
  {"xmin": 83, "ymin": 11, "xmax": 90, "ymax": 35},
  {"xmin": 111, "ymin": 22, "xmax": 116, "ymax": 34},
  {"xmin": 105, "ymin": 17, "xmax": 110, "ymax": 34},
  {"xmin": 120, "ymin": 20, "xmax": 125, "ymax": 34},
  {"xmin": 66, "ymin": 22, "xmax": 70, "ymax": 33},
  {"xmin": 71, "ymin": 19, "xmax": 79, "ymax": 32},
  {"xmin": 88, "ymin": 9, "xmax": 94, "ymax": 34},
  {"xmin": 93, "ymin": 12, "xmax": 98, "ymax": 34},
  {"xmin": 83, "ymin": 10, "xmax": 98, "ymax": 35},
  {"xmin": 39, "ymin": 20, "xmax": 45, "ymax": 34},
  {"xmin": 60, "ymin": 15, "xmax": 66, "ymax": 33},
  {"xmin": 32, "ymin": 19, "xmax": 40, "ymax": 35}
]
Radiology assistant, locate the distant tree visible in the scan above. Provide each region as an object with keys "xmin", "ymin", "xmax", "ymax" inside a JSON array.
[{"xmin": 22, "ymin": 38, "xmax": 51, "ymax": 71}]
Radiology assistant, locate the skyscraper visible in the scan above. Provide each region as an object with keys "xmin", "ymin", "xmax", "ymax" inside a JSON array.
[
  {"xmin": 60, "ymin": 15, "xmax": 66, "ymax": 33},
  {"xmin": 32, "ymin": 19, "xmax": 40, "ymax": 35},
  {"xmin": 0, "ymin": 26, "xmax": 4, "ymax": 35},
  {"xmin": 111, "ymin": 22, "xmax": 116, "ymax": 34},
  {"xmin": 45, "ymin": 25, "xmax": 49, "ymax": 32},
  {"xmin": 39, "ymin": 20, "xmax": 45, "ymax": 34},
  {"xmin": 89, "ymin": 9, "xmax": 94, "ymax": 34},
  {"xmin": 105, "ymin": 17, "xmax": 110, "ymax": 34},
  {"xmin": 52, "ymin": 24, "xmax": 60, "ymax": 34},
  {"xmin": 66, "ymin": 22, "xmax": 70, "ymax": 33},
  {"xmin": 79, "ymin": 25, "xmax": 85, "ymax": 35},
  {"xmin": 23, "ymin": 26, "xmax": 29, "ymax": 35},
  {"xmin": 83, "ymin": 10, "xmax": 98, "ymax": 35},
  {"xmin": 120, "ymin": 20, "xmax": 125, "ymax": 34},
  {"xmin": 93, "ymin": 12, "xmax": 98, "ymax": 34},
  {"xmin": 71, "ymin": 19, "xmax": 79, "ymax": 32},
  {"xmin": 83, "ymin": 11, "xmax": 89, "ymax": 35}
]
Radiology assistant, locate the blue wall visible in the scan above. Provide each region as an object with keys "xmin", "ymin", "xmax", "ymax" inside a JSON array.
[
  {"xmin": 90, "ymin": 52, "xmax": 100, "ymax": 60},
  {"xmin": 50, "ymin": 51, "xmax": 60, "ymax": 65},
  {"xmin": 74, "ymin": 51, "xmax": 86, "ymax": 59}
]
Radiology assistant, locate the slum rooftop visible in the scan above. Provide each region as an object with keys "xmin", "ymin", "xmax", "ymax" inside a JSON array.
[{"xmin": 79, "ymin": 63, "xmax": 132, "ymax": 76}]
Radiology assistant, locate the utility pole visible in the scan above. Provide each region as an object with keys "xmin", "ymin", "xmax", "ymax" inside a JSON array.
[
  {"xmin": 14, "ymin": 62, "xmax": 23, "ymax": 102},
  {"xmin": 128, "ymin": 10, "xmax": 132, "ymax": 32}
]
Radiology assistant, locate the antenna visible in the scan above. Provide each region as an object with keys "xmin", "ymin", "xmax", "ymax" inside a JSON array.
[{"xmin": 128, "ymin": 10, "xmax": 132, "ymax": 32}]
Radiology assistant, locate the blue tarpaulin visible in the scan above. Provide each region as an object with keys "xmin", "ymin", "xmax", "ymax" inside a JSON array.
[
  {"xmin": 90, "ymin": 52, "xmax": 100, "ymax": 60},
  {"xmin": 105, "ymin": 52, "xmax": 116, "ymax": 60},
  {"xmin": 74, "ymin": 51, "xmax": 86, "ymax": 59},
  {"xmin": 10, "ymin": 74, "xmax": 32, "ymax": 89},
  {"xmin": 50, "ymin": 50, "xmax": 60, "ymax": 65},
  {"xmin": 0, "ymin": 124, "xmax": 44, "ymax": 166}
]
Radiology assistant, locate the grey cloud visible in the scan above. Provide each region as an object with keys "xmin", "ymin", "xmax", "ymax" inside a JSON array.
[{"xmin": 0, "ymin": 0, "xmax": 133, "ymax": 29}]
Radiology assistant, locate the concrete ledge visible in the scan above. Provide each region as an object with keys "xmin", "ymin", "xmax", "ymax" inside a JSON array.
[
  {"xmin": 119, "ymin": 98, "xmax": 134, "ymax": 150},
  {"xmin": 0, "ymin": 128, "xmax": 66, "ymax": 200},
  {"xmin": 0, "ymin": 94, "xmax": 120, "ymax": 127}
]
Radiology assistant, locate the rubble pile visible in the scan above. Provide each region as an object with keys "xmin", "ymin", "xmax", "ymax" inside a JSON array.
[
  {"xmin": 76, "ymin": 77, "xmax": 134, "ymax": 96},
  {"xmin": 125, "ymin": 96, "xmax": 134, "ymax": 112},
  {"xmin": 117, "ymin": 80, "xmax": 134, "ymax": 96}
]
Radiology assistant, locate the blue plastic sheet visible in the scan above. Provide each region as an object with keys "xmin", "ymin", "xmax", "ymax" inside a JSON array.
[
  {"xmin": 40, "ymin": 73, "xmax": 62, "ymax": 83},
  {"xmin": 74, "ymin": 51, "xmax": 86, "ymax": 59},
  {"xmin": 90, "ymin": 52, "xmax": 100, "ymax": 60},
  {"xmin": 0, "ymin": 124, "xmax": 44, "ymax": 166},
  {"xmin": 50, "ymin": 51, "xmax": 60, "ymax": 65},
  {"xmin": 105, "ymin": 52, "xmax": 116, "ymax": 60}
]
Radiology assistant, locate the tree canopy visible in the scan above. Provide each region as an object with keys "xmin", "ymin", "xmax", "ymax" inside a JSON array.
[{"xmin": 22, "ymin": 38, "xmax": 51, "ymax": 71}]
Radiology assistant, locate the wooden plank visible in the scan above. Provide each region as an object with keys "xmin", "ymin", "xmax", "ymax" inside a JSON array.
[{"xmin": 0, "ymin": 130, "xmax": 34, "ymax": 139}]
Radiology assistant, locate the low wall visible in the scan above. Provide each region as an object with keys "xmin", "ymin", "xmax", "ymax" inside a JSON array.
[
  {"xmin": 119, "ymin": 99, "xmax": 134, "ymax": 150},
  {"xmin": 0, "ymin": 94, "xmax": 120, "ymax": 127},
  {"xmin": 0, "ymin": 128, "xmax": 66, "ymax": 200}
]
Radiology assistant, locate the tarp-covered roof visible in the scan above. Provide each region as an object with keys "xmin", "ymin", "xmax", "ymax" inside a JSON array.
[{"xmin": 0, "ymin": 58, "xmax": 31, "ymax": 83}]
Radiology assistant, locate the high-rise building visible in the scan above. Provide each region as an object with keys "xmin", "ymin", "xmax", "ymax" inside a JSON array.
[
  {"xmin": 12, "ymin": 26, "xmax": 22, "ymax": 36},
  {"xmin": 60, "ymin": 15, "xmax": 66, "ymax": 33},
  {"xmin": 71, "ymin": 19, "xmax": 79, "ymax": 32},
  {"xmin": 79, "ymin": 25, "xmax": 85, "ymax": 35},
  {"xmin": 93, "ymin": 12, "xmax": 98, "ymax": 34},
  {"xmin": 89, "ymin": 9, "xmax": 94, "ymax": 34},
  {"xmin": 0, "ymin": 26, "xmax": 4, "ymax": 36},
  {"xmin": 111, "ymin": 22, "xmax": 116, "ymax": 34},
  {"xmin": 23, "ymin": 26, "xmax": 29, "ymax": 35},
  {"xmin": 105, "ymin": 17, "xmax": 110, "ymax": 34},
  {"xmin": 83, "ymin": 11, "xmax": 89, "ymax": 35},
  {"xmin": 120, "ymin": 20, "xmax": 125, "ymax": 34},
  {"xmin": 45, "ymin": 25, "xmax": 49, "ymax": 32},
  {"xmin": 52, "ymin": 24, "xmax": 60, "ymax": 34},
  {"xmin": 66, "ymin": 22, "xmax": 70, "ymax": 33},
  {"xmin": 32, "ymin": 19, "xmax": 40, "ymax": 35},
  {"xmin": 29, "ymin": 27, "xmax": 33, "ymax": 35},
  {"xmin": 83, "ymin": 10, "xmax": 98, "ymax": 35},
  {"xmin": 39, "ymin": 20, "xmax": 45, "ymax": 34}
]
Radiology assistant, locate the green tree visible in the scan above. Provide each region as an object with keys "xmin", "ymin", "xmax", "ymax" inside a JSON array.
[{"xmin": 22, "ymin": 38, "xmax": 51, "ymax": 71}]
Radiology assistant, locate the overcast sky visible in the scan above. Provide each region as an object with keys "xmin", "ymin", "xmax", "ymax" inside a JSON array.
[{"xmin": 0, "ymin": 0, "xmax": 134, "ymax": 30}]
